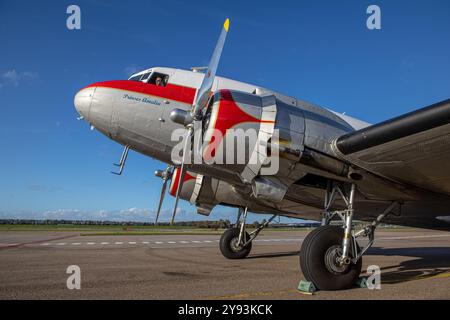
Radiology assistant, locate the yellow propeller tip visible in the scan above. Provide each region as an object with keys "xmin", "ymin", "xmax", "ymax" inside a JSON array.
[{"xmin": 224, "ymin": 18, "xmax": 230, "ymax": 32}]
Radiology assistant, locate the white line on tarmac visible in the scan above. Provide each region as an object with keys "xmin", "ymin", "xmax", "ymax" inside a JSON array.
[{"xmin": 25, "ymin": 234, "xmax": 450, "ymax": 248}]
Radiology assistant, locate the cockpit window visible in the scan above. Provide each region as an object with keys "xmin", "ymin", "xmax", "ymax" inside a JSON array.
[
  {"xmin": 148, "ymin": 72, "xmax": 169, "ymax": 87},
  {"xmin": 129, "ymin": 72, "xmax": 152, "ymax": 82},
  {"xmin": 129, "ymin": 74, "xmax": 143, "ymax": 81},
  {"xmin": 140, "ymin": 72, "xmax": 151, "ymax": 81}
]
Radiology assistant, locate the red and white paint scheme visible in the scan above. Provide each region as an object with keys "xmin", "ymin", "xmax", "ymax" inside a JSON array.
[{"xmin": 74, "ymin": 18, "xmax": 450, "ymax": 291}]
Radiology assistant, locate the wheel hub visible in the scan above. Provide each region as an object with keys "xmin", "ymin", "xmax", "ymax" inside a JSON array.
[
  {"xmin": 230, "ymin": 237, "xmax": 244, "ymax": 252},
  {"xmin": 324, "ymin": 245, "xmax": 350, "ymax": 275}
]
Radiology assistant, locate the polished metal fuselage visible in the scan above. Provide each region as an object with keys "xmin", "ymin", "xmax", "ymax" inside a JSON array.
[{"xmin": 74, "ymin": 67, "xmax": 450, "ymax": 230}]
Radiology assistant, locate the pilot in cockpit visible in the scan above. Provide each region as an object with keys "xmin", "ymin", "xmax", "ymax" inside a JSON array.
[{"xmin": 155, "ymin": 76, "xmax": 163, "ymax": 87}]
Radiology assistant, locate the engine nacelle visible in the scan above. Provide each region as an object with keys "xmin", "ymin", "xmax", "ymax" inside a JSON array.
[
  {"xmin": 201, "ymin": 89, "xmax": 278, "ymax": 183},
  {"xmin": 168, "ymin": 167, "xmax": 246, "ymax": 216}
]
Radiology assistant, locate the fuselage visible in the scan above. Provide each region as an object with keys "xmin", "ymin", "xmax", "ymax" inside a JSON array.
[
  {"xmin": 74, "ymin": 67, "xmax": 369, "ymax": 165},
  {"xmin": 73, "ymin": 67, "xmax": 450, "ymax": 231},
  {"xmin": 74, "ymin": 67, "xmax": 375, "ymax": 221}
]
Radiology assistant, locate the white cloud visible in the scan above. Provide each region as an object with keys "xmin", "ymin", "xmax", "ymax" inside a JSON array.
[{"xmin": 0, "ymin": 69, "xmax": 38, "ymax": 88}]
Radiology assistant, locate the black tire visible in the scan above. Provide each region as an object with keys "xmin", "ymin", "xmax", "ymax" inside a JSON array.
[
  {"xmin": 219, "ymin": 228, "xmax": 252, "ymax": 259},
  {"xmin": 300, "ymin": 225, "xmax": 362, "ymax": 290}
]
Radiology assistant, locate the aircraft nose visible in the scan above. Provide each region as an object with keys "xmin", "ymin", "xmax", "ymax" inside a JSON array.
[{"xmin": 74, "ymin": 87, "xmax": 95, "ymax": 119}]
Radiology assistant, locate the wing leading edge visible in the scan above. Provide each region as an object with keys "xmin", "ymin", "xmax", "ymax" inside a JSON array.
[{"xmin": 333, "ymin": 99, "xmax": 450, "ymax": 195}]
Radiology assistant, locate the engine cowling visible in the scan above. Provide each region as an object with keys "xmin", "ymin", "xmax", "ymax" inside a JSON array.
[
  {"xmin": 201, "ymin": 89, "xmax": 278, "ymax": 183},
  {"xmin": 168, "ymin": 167, "xmax": 245, "ymax": 216}
]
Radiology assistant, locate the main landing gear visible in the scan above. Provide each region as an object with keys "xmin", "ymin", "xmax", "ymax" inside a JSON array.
[
  {"xmin": 300, "ymin": 182, "xmax": 400, "ymax": 290},
  {"xmin": 219, "ymin": 207, "xmax": 277, "ymax": 259},
  {"xmin": 218, "ymin": 182, "xmax": 400, "ymax": 291}
]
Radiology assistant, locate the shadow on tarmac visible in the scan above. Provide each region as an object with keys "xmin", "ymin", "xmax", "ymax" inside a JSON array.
[{"xmin": 366, "ymin": 247, "xmax": 450, "ymax": 284}]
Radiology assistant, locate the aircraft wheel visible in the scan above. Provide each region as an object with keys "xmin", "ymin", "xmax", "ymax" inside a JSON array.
[
  {"xmin": 300, "ymin": 225, "xmax": 362, "ymax": 290},
  {"xmin": 219, "ymin": 228, "xmax": 252, "ymax": 259}
]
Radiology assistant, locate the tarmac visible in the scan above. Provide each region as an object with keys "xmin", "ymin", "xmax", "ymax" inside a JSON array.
[{"xmin": 0, "ymin": 229, "xmax": 449, "ymax": 299}]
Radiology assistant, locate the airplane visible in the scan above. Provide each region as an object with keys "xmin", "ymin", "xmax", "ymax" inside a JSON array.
[{"xmin": 74, "ymin": 18, "xmax": 450, "ymax": 290}]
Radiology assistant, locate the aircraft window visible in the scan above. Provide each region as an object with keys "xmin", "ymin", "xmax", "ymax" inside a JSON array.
[
  {"xmin": 129, "ymin": 74, "xmax": 143, "ymax": 81},
  {"xmin": 148, "ymin": 72, "xmax": 169, "ymax": 87},
  {"xmin": 140, "ymin": 72, "xmax": 151, "ymax": 81}
]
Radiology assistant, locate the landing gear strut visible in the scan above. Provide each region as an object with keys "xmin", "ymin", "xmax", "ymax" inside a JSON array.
[
  {"xmin": 300, "ymin": 182, "xmax": 400, "ymax": 290},
  {"xmin": 219, "ymin": 207, "xmax": 277, "ymax": 259}
]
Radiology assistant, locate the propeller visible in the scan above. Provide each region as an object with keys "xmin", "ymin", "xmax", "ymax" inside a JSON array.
[
  {"xmin": 154, "ymin": 165, "xmax": 173, "ymax": 225},
  {"xmin": 168, "ymin": 18, "xmax": 230, "ymax": 225}
]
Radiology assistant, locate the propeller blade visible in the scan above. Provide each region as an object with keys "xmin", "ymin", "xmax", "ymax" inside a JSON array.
[
  {"xmin": 191, "ymin": 18, "xmax": 230, "ymax": 119},
  {"xmin": 155, "ymin": 178, "xmax": 167, "ymax": 225},
  {"xmin": 154, "ymin": 166, "xmax": 173, "ymax": 225},
  {"xmin": 170, "ymin": 128, "xmax": 193, "ymax": 225}
]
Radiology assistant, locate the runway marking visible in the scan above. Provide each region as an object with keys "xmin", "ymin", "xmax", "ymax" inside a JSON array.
[
  {"xmin": 0, "ymin": 243, "xmax": 20, "ymax": 248},
  {"xmin": 24, "ymin": 238, "xmax": 304, "ymax": 248},
  {"xmin": 26, "ymin": 234, "xmax": 450, "ymax": 250},
  {"xmin": 430, "ymin": 272, "xmax": 450, "ymax": 279},
  {"xmin": 1, "ymin": 235, "xmax": 78, "ymax": 249}
]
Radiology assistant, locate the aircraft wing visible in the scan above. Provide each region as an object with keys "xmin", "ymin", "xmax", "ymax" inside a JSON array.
[{"xmin": 333, "ymin": 99, "xmax": 450, "ymax": 196}]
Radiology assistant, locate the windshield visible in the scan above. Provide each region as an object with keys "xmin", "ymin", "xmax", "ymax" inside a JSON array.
[
  {"xmin": 129, "ymin": 74, "xmax": 143, "ymax": 81},
  {"xmin": 128, "ymin": 71, "xmax": 151, "ymax": 82}
]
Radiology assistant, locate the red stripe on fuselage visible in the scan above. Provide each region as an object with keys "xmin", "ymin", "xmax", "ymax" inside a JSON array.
[
  {"xmin": 84, "ymin": 80, "xmax": 196, "ymax": 105},
  {"xmin": 169, "ymin": 168, "xmax": 196, "ymax": 196},
  {"xmin": 203, "ymin": 90, "xmax": 275, "ymax": 160}
]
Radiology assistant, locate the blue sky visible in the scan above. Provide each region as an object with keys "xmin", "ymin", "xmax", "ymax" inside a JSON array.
[{"xmin": 1, "ymin": 0, "xmax": 449, "ymax": 222}]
